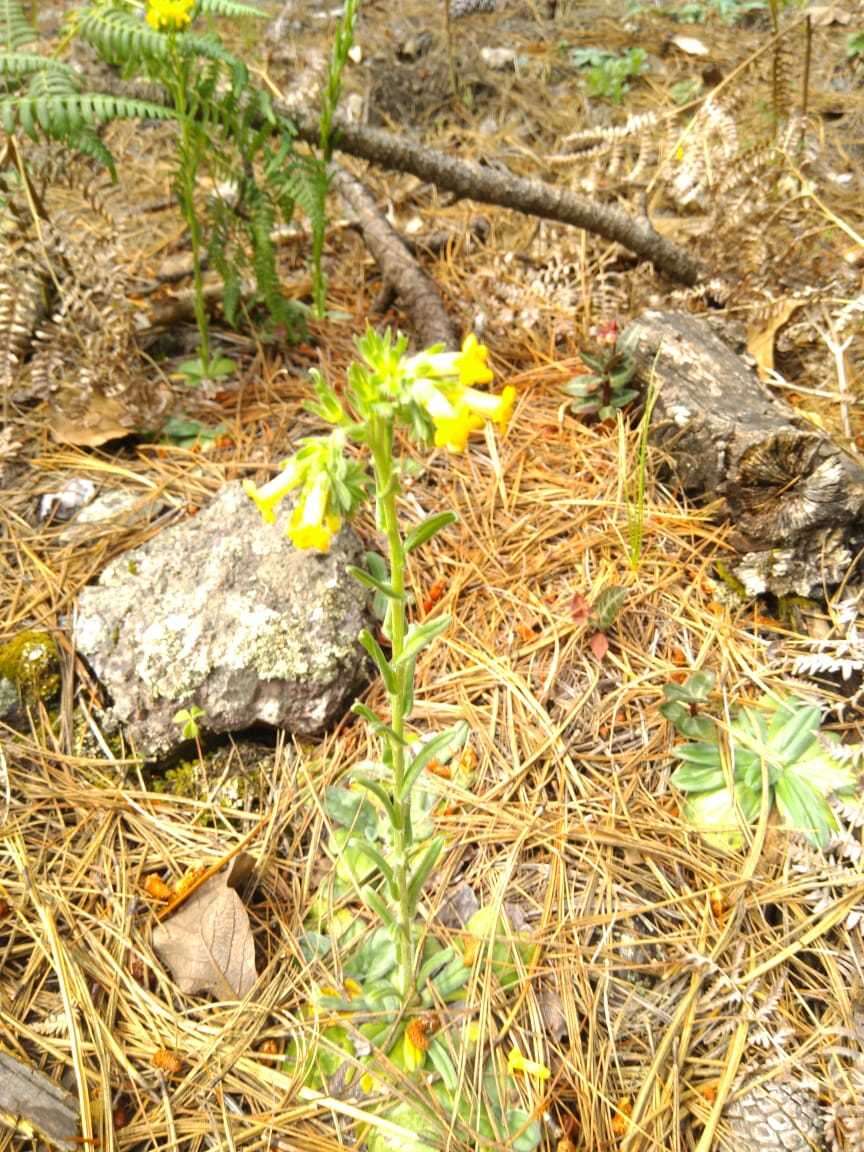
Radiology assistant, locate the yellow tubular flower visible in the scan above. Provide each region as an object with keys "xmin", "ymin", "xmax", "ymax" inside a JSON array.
[
  {"xmin": 454, "ymin": 333, "xmax": 494, "ymax": 386},
  {"xmin": 287, "ymin": 473, "xmax": 341, "ymax": 552},
  {"xmin": 460, "ymin": 384, "xmax": 516, "ymax": 428},
  {"xmin": 433, "ymin": 410, "xmax": 484, "ymax": 453},
  {"xmin": 507, "ymin": 1047, "xmax": 550, "ymax": 1081},
  {"xmin": 145, "ymin": 0, "xmax": 194, "ymax": 30},
  {"xmin": 243, "ymin": 461, "xmax": 303, "ymax": 526}
]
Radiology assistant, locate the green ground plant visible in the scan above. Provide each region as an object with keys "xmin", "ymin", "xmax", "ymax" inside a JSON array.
[
  {"xmin": 565, "ymin": 329, "xmax": 640, "ymax": 421},
  {"xmin": 569, "ymin": 45, "xmax": 648, "ymax": 104},
  {"xmin": 68, "ymin": 0, "xmax": 325, "ymax": 377},
  {"xmin": 663, "ymin": 673, "xmax": 859, "ymax": 851},
  {"xmin": 244, "ymin": 331, "xmax": 543, "ymax": 1149},
  {"xmin": 0, "ymin": 0, "xmax": 172, "ymax": 175}
]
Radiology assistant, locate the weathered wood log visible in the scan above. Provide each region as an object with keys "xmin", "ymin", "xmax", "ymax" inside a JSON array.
[{"xmin": 623, "ymin": 311, "xmax": 864, "ymax": 597}]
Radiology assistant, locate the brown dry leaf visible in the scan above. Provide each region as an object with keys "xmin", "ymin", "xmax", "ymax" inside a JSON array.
[
  {"xmin": 151, "ymin": 865, "xmax": 257, "ymax": 999},
  {"xmin": 0, "ymin": 1051, "xmax": 79, "ymax": 1151},
  {"xmin": 589, "ymin": 631, "xmax": 609, "ymax": 661},
  {"xmin": 745, "ymin": 299, "xmax": 804, "ymax": 380},
  {"xmin": 49, "ymin": 393, "xmax": 133, "ymax": 447},
  {"xmin": 807, "ymin": 4, "xmax": 852, "ymax": 25}
]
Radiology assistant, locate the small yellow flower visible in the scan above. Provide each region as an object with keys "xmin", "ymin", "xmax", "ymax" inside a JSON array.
[
  {"xmin": 287, "ymin": 473, "xmax": 341, "ymax": 553},
  {"xmin": 432, "ymin": 409, "xmax": 484, "ymax": 453},
  {"xmin": 460, "ymin": 383, "xmax": 516, "ymax": 428},
  {"xmin": 145, "ymin": 0, "xmax": 195, "ymax": 31},
  {"xmin": 507, "ymin": 1046, "xmax": 550, "ymax": 1081},
  {"xmin": 404, "ymin": 333, "xmax": 493, "ymax": 388},
  {"xmin": 454, "ymin": 333, "xmax": 494, "ymax": 387},
  {"xmin": 243, "ymin": 461, "xmax": 302, "ymax": 525},
  {"xmin": 411, "ymin": 377, "xmax": 514, "ymax": 453}
]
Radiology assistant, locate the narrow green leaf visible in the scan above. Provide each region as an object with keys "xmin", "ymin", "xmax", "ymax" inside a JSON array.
[
  {"xmin": 404, "ymin": 511, "xmax": 458, "ymax": 554},
  {"xmin": 347, "ymin": 564, "xmax": 404, "ymax": 600},
  {"xmin": 352, "ymin": 775, "xmax": 396, "ymax": 823},
  {"xmin": 360, "ymin": 885, "xmax": 396, "ymax": 928},
  {"xmin": 674, "ymin": 742, "xmax": 725, "ymax": 767},
  {"xmin": 417, "ymin": 944, "xmax": 457, "ymax": 989},
  {"xmin": 775, "ymin": 774, "xmax": 837, "ymax": 849},
  {"xmin": 670, "ymin": 763, "xmax": 726, "ymax": 793},
  {"xmin": 408, "ymin": 837, "xmax": 445, "ymax": 907},
  {"xmin": 393, "ymin": 614, "xmax": 451, "ymax": 668},
  {"xmin": 400, "ymin": 723, "xmax": 468, "ymax": 800},
  {"xmin": 400, "ymin": 655, "xmax": 416, "ymax": 719},
  {"xmin": 351, "ymin": 842, "xmax": 395, "ymax": 889},
  {"xmin": 359, "ymin": 628, "xmax": 397, "ymax": 694},
  {"xmin": 427, "ymin": 1038, "xmax": 458, "ymax": 1093},
  {"xmin": 591, "ymin": 585, "xmax": 628, "ymax": 631},
  {"xmin": 769, "ymin": 701, "xmax": 821, "ymax": 765}
]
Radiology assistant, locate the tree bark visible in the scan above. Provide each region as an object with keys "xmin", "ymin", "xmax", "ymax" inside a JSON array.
[
  {"xmin": 332, "ymin": 166, "xmax": 458, "ymax": 348},
  {"xmin": 623, "ymin": 311, "xmax": 864, "ymax": 597},
  {"xmin": 280, "ymin": 105, "xmax": 706, "ymax": 288}
]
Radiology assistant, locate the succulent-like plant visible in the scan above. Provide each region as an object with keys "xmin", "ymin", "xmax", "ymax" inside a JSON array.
[
  {"xmin": 564, "ymin": 331, "xmax": 639, "ymax": 421},
  {"xmin": 664, "ymin": 678, "xmax": 859, "ymax": 851}
]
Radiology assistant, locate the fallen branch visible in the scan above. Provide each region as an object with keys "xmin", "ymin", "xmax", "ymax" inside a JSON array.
[
  {"xmin": 282, "ymin": 104, "xmax": 705, "ymax": 287},
  {"xmin": 332, "ymin": 165, "xmax": 458, "ymax": 347}
]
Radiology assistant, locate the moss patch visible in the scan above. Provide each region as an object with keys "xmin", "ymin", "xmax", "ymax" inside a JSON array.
[{"xmin": 0, "ymin": 631, "xmax": 61, "ymax": 704}]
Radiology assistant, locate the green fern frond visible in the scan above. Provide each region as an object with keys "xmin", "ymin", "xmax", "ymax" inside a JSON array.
[
  {"xmin": 77, "ymin": 7, "xmax": 170, "ymax": 64},
  {"xmin": 0, "ymin": 52, "xmax": 75, "ymax": 79},
  {"xmin": 197, "ymin": 0, "xmax": 265, "ymax": 19},
  {"xmin": 63, "ymin": 126, "xmax": 118, "ymax": 176},
  {"xmin": 0, "ymin": 92, "xmax": 173, "ymax": 138},
  {"xmin": 78, "ymin": 6, "xmax": 245, "ymax": 73},
  {"xmin": 281, "ymin": 154, "xmax": 329, "ymax": 232},
  {"xmin": 0, "ymin": 0, "xmax": 37, "ymax": 52}
]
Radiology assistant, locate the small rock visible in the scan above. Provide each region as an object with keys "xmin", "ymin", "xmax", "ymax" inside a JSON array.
[
  {"xmin": 397, "ymin": 32, "xmax": 432, "ymax": 62},
  {"xmin": 60, "ymin": 490, "xmax": 160, "ymax": 543},
  {"xmin": 74, "ymin": 483, "xmax": 372, "ymax": 758},
  {"xmin": 38, "ymin": 477, "xmax": 97, "ymax": 522},
  {"xmin": 480, "ymin": 46, "xmax": 517, "ymax": 71},
  {"xmin": 450, "ymin": 0, "xmax": 496, "ymax": 15},
  {"xmin": 437, "ymin": 883, "xmax": 480, "ymax": 929}
]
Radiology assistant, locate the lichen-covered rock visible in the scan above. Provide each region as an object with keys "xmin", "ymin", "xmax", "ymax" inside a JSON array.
[{"xmin": 74, "ymin": 483, "xmax": 371, "ymax": 758}]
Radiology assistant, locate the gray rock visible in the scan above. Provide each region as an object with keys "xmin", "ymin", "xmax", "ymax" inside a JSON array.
[{"xmin": 74, "ymin": 483, "xmax": 371, "ymax": 758}]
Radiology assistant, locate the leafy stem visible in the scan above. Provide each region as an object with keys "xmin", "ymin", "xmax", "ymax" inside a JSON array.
[
  {"xmin": 369, "ymin": 414, "xmax": 415, "ymax": 999},
  {"xmin": 171, "ymin": 44, "xmax": 210, "ymax": 372}
]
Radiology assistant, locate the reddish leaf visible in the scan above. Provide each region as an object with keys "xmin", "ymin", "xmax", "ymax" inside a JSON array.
[
  {"xmin": 570, "ymin": 593, "xmax": 590, "ymax": 626},
  {"xmin": 589, "ymin": 631, "xmax": 609, "ymax": 661}
]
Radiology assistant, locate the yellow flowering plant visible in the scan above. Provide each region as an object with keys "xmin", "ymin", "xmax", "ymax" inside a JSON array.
[{"xmin": 249, "ymin": 329, "xmax": 541, "ymax": 1150}]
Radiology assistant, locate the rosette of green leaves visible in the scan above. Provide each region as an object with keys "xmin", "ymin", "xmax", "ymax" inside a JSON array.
[
  {"xmin": 667, "ymin": 688, "xmax": 858, "ymax": 851},
  {"xmin": 564, "ymin": 338, "xmax": 639, "ymax": 421},
  {"xmin": 286, "ymin": 928, "xmax": 469, "ymax": 1092},
  {"xmin": 367, "ymin": 1053, "xmax": 542, "ymax": 1152}
]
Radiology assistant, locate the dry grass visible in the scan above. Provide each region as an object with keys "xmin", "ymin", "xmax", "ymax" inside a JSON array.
[
  {"xmin": 3, "ymin": 371, "xmax": 864, "ymax": 1150},
  {"xmin": 2, "ymin": 0, "xmax": 864, "ymax": 1149}
]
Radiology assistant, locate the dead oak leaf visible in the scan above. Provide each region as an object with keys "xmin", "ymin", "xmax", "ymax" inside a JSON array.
[{"xmin": 152, "ymin": 869, "xmax": 257, "ymax": 999}]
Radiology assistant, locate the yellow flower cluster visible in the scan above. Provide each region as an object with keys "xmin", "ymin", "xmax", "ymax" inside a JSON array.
[
  {"xmin": 245, "ymin": 334, "xmax": 515, "ymax": 553},
  {"xmin": 145, "ymin": 0, "xmax": 194, "ymax": 31},
  {"xmin": 407, "ymin": 334, "xmax": 516, "ymax": 453},
  {"xmin": 244, "ymin": 459, "xmax": 342, "ymax": 555}
]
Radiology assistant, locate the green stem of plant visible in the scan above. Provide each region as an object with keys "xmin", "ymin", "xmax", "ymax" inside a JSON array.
[
  {"xmin": 370, "ymin": 416, "xmax": 415, "ymax": 1000},
  {"xmin": 172, "ymin": 49, "xmax": 210, "ymax": 372}
]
